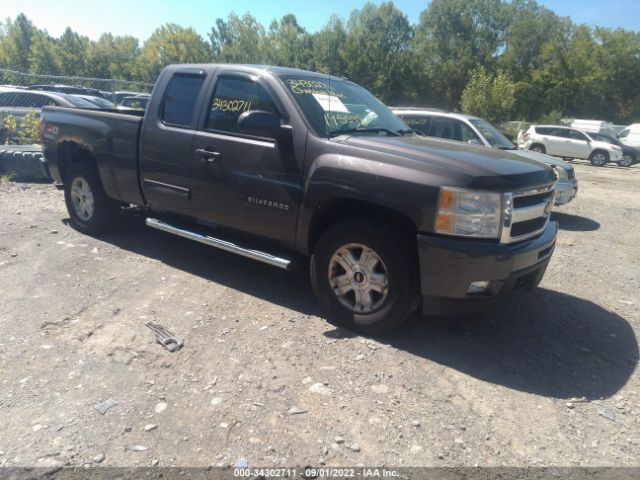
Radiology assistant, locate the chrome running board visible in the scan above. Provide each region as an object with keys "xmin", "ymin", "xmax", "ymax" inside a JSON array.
[{"xmin": 146, "ymin": 217, "xmax": 293, "ymax": 270}]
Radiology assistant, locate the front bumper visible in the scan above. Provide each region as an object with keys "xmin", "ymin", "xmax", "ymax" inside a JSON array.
[
  {"xmin": 417, "ymin": 221, "xmax": 558, "ymax": 315},
  {"xmin": 555, "ymin": 179, "xmax": 578, "ymax": 205}
]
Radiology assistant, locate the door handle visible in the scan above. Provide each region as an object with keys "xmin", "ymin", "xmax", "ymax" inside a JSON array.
[{"xmin": 195, "ymin": 148, "xmax": 221, "ymax": 161}]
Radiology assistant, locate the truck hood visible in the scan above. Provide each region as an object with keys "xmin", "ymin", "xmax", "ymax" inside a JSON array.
[
  {"xmin": 507, "ymin": 148, "xmax": 572, "ymax": 171},
  {"xmin": 335, "ymin": 134, "xmax": 556, "ymax": 190}
]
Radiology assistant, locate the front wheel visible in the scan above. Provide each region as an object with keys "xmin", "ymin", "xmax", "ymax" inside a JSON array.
[
  {"xmin": 618, "ymin": 153, "xmax": 635, "ymax": 168},
  {"xmin": 64, "ymin": 162, "xmax": 121, "ymax": 234},
  {"xmin": 310, "ymin": 217, "xmax": 419, "ymax": 334},
  {"xmin": 589, "ymin": 150, "xmax": 609, "ymax": 167}
]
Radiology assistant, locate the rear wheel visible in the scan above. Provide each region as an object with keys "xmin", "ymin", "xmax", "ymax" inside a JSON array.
[
  {"xmin": 530, "ymin": 144, "xmax": 546, "ymax": 154},
  {"xmin": 310, "ymin": 217, "xmax": 419, "ymax": 334},
  {"xmin": 589, "ymin": 150, "xmax": 609, "ymax": 167},
  {"xmin": 618, "ymin": 153, "xmax": 635, "ymax": 168},
  {"xmin": 64, "ymin": 162, "xmax": 121, "ymax": 234}
]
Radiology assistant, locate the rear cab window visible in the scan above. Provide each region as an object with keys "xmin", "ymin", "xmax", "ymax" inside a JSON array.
[{"xmin": 162, "ymin": 74, "xmax": 205, "ymax": 127}]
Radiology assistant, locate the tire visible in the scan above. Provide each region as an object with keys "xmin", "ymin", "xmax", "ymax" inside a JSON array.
[
  {"xmin": 64, "ymin": 162, "xmax": 121, "ymax": 234},
  {"xmin": 310, "ymin": 217, "xmax": 419, "ymax": 334},
  {"xmin": 589, "ymin": 150, "xmax": 609, "ymax": 167},
  {"xmin": 530, "ymin": 144, "xmax": 546, "ymax": 154},
  {"xmin": 618, "ymin": 153, "xmax": 635, "ymax": 168}
]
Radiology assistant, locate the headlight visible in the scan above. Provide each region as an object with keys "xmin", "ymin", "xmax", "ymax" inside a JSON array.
[
  {"xmin": 435, "ymin": 187, "xmax": 502, "ymax": 238},
  {"xmin": 552, "ymin": 165, "xmax": 567, "ymax": 180},
  {"xmin": 610, "ymin": 145, "xmax": 621, "ymax": 151}
]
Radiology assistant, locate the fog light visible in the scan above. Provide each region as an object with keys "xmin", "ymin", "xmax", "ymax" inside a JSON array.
[{"xmin": 467, "ymin": 280, "xmax": 491, "ymax": 295}]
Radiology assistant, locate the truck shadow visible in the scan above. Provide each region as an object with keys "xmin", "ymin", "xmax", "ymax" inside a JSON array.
[
  {"xmin": 96, "ymin": 211, "xmax": 637, "ymax": 401},
  {"xmin": 331, "ymin": 289, "xmax": 639, "ymax": 400},
  {"xmin": 551, "ymin": 212, "xmax": 600, "ymax": 231}
]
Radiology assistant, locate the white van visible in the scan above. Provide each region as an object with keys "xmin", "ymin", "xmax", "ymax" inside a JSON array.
[
  {"xmin": 617, "ymin": 124, "xmax": 640, "ymax": 148},
  {"xmin": 571, "ymin": 119, "xmax": 616, "ymax": 136}
]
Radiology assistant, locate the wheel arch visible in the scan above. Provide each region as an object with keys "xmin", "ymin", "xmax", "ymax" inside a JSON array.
[{"xmin": 306, "ymin": 197, "xmax": 418, "ymax": 255}]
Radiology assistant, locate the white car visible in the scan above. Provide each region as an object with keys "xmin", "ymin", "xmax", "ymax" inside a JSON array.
[
  {"xmin": 617, "ymin": 124, "xmax": 640, "ymax": 148},
  {"xmin": 517, "ymin": 125, "xmax": 622, "ymax": 166},
  {"xmin": 391, "ymin": 109, "xmax": 578, "ymax": 205}
]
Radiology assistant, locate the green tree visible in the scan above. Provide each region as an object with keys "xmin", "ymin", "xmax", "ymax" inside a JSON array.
[
  {"xmin": 89, "ymin": 33, "xmax": 140, "ymax": 80},
  {"xmin": 309, "ymin": 16, "xmax": 347, "ymax": 76},
  {"xmin": 210, "ymin": 13, "xmax": 268, "ymax": 63},
  {"xmin": 0, "ymin": 14, "xmax": 37, "ymax": 71},
  {"xmin": 137, "ymin": 24, "xmax": 212, "ymax": 82},
  {"xmin": 461, "ymin": 66, "xmax": 516, "ymax": 124},
  {"xmin": 28, "ymin": 30, "xmax": 61, "ymax": 75},
  {"xmin": 57, "ymin": 27, "xmax": 91, "ymax": 76},
  {"xmin": 413, "ymin": 0, "xmax": 509, "ymax": 109},
  {"xmin": 342, "ymin": 2, "xmax": 414, "ymax": 104},
  {"xmin": 264, "ymin": 14, "xmax": 313, "ymax": 68}
]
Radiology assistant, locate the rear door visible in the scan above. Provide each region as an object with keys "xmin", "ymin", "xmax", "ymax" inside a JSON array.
[
  {"xmin": 189, "ymin": 72, "xmax": 302, "ymax": 246},
  {"xmin": 566, "ymin": 129, "xmax": 592, "ymax": 159},
  {"xmin": 139, "ymin": 69, "xmax": 207, "ymax": 216},
  {"xmin": 538, "ymin": 127, "xmax": 566, "ymax": 156}
]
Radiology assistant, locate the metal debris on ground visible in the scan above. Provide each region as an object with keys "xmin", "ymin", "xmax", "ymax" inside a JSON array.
[
  {"xmin": 145, "ymin": 322, "xmax": 183, "ymax": 352},
  {"xmin": 94, "ymin": 399, "xmax": 118, "ymax": 415}
]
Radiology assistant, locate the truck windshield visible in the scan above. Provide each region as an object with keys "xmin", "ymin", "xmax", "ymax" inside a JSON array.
[
  {"xmin": 469, "ymin": 118, "xmax": 515, "ymax": 150},
  {"xmin": 280, "ymin": 75, "xmax": 410, "ymax": 137}
]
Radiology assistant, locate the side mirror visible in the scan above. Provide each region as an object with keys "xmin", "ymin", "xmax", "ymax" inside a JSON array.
[
  {"xmin": 237, "ymin": 110, "xmax": 291, "ymax": 141},
  {"xmin": 467, "ymin": 139, "xmax": 482, "ymax": 146}
]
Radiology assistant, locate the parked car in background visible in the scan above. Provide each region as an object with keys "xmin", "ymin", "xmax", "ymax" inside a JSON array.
[
  {"xmin": 617, "ymin": 124, "xmax": 640, "ymax": 149},
  {"xmin": 0, "ymin": 88, "xmax": 99, "ymax": 116},
  {"xmin": 517, "ymin": 125, "xmax": 622, "ymax": 166},
  {"xmin": 571, "ymin": 119, "xmax": 616, "ymax": 136},
  {"xmin": 114, "ymin": 91, "xmax": 148, "ymax": 105},
  {"xmin": 0, "ymin": 88, "xmax": 98, "ymax": 144},
  {"xmin": 27, "ymin": 84, "xmax": 104, "ymax": 98},
  {"xmin": 74, "ymin": 94, "xmax": 116, "ymax": 109},
  {"xmin": 587, "ymin": 132, "xmax": 639, "ymax": 167},
  {"xmin": 117, "ymin": 95, "xmax": 150, "ymax": 110},
  {"xmin": 392, "ymin": 109, "xmax": 578, "ymax": 206}
]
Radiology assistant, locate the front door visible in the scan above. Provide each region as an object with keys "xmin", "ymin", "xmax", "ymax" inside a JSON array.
[{"xmin": 190, "ymin": 74, "xmax": 302, "ymax": 246}]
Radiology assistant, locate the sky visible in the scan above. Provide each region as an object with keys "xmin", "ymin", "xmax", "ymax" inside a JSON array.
[{"xmin": 2, "ymin": 0, "xmax": 639, "ymax": 42}]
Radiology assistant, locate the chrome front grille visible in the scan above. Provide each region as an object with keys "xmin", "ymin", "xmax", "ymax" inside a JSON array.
[{"xmin": 500, "ymin": 184, "xmax": 555, "ymax": 244}]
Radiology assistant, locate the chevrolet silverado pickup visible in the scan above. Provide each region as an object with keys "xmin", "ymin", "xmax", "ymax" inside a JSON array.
[{"xmin": 40, "ymin": 64, "xmax": 558, "ymax": 333}]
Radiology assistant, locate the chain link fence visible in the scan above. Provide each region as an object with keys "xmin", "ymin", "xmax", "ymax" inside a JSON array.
[{"xmin": 0, "ymin": 69, "xmax": 154, "ymax": 145}]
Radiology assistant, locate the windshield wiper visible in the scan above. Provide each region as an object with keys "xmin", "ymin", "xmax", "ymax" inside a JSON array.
[
  {"xmin": 329, "ymin": 127, "xmax": 401, "ymax": 138},
  {"xmin": 396, "ymin": 128, "xmax": 417, "ymax": 135},
  {"xmin": 498, "ymin": 146, "xmax": 518, "ymax": 150}
]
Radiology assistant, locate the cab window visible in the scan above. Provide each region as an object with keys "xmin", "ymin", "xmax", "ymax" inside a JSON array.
[
  {"xmin": 207, "ymin": 77, "xmax": 279, "ymax": 134},
  {"xmin": 162, "ymin": 74, "xmax": 205, "ymax": 127}
]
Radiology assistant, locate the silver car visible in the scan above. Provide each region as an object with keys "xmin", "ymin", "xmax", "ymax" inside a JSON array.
[{"xmin": 392, "ymin": 108, "xmax": 578, "ymax": 206}]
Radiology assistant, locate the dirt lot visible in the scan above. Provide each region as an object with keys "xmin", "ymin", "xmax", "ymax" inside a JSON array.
[{"xmin": 0, "ymin": 160, "xmax": 638, "ymax": 469}]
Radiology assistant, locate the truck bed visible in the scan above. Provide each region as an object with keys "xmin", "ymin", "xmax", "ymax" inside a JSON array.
[{"xmin": 41, "ymin": 106, "xmax": 145, "ymax": 206}]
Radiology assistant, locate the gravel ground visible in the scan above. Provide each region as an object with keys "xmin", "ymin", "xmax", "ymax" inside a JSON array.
[{"xmin": 0, "ymin": 160, "xmax": 638, "ymax": 469}]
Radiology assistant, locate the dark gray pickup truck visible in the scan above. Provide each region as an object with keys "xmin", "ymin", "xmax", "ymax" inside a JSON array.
[{"xmin": 41, "ymin": 63, "xmax": 558, "ymax": 333}]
